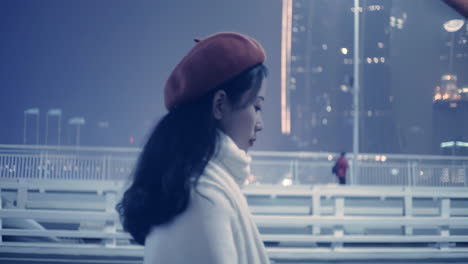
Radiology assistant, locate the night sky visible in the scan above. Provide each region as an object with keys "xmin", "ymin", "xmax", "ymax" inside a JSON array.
[
  {"xmin": 1, "ymin": 1, "xmax": 466, "ymax": 154},
  {"xmin": 0, "ymin": 0, "xmax": 283, "ymax": 149}
]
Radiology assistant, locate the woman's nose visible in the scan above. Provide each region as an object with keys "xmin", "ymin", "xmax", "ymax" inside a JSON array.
[{"xmin": 255, "ymin": 116, "xmax": 264, "ymax": 132}]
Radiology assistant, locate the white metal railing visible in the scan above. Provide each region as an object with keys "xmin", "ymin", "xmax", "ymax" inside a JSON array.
[
  {"xmin": 1, "ymin": 179, "xmax": 468, "ymax": 262},
  {"xmin": 0, "ymin": 144, "xmax": 467, "ymax": 187}
]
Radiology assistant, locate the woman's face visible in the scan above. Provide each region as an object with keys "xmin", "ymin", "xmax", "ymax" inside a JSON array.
[{"xmin": 217, "ymin": 81, "xmax": 266, "ymax": 152}]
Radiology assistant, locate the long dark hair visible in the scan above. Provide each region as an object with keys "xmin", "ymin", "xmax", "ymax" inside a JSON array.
[{"xmin": 116, "ymin": 64, "xmax": 268, "ymax": 245}]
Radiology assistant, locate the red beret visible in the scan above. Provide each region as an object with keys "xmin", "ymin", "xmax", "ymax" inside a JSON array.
[{"xmin": 164, "ymin": 32, "xmax": 266, "ymax": 110}]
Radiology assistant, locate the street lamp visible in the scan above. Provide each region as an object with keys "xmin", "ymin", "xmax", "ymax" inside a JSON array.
[
  {"xmin": 45, "ymin": 109, "xmax": 62, "ymax": 145},
  {"xmin": 443, "ymin": 19, "xmax": 465, "ymax": 73},
  {"xmin": 68, "ymin": 117, "xmax": 85, "ymax": 146},
  {"xmin": 23, "ymin": 108, "xmax": 40, "ymax": 145}
]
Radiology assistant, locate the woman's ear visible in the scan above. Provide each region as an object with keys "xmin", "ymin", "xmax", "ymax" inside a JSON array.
[{"xmin": 212, "ymin": 90, "xmax": 227, "ymax": 120}]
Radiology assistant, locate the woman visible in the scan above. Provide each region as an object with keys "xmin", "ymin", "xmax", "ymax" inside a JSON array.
[{"xmin": 116, "ymin": 32, "xmax": 270, "ymax": 263}]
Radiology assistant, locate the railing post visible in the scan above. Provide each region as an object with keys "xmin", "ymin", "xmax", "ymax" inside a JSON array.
[
  {"xmin": 102, "ymin": 155, "xmax": 108, "ymax": 181},
  {"xmin": 465, "ymin": 161, "xmax": 468, "ymax": 188},
  {"xmin": 293, "ymin": 159, "xmax": 299, "ymax": 185},
  {"xmin": 311, "ymin": 187, "xmax": 321, "ymax": 235},
  {"xmin": 38, "ymin": 151, "xmax": 45, "ymax": 180},
  {"xmin": 0, "ymin": 187, "xmax": 3, "ymax": 243},
  {"xmin": 407, "ymin": 161, "xmax": 412, "ymax": 187},
  {"xmin": 289, "ymin": 160, "xmax": 294, "ymax": 185},
  {"xmin": 349, "ymin": 159, "xmax": 355, "ymax": 185},
  {"xmin": 403, "ymin": 187, "xmax": 413, "ymax": 235},
  {"xmin": 105, "ymin": 191, "xmax": 117, "ymax": 247},
  {"xmin": 333, "ymin": 196, "xmax": 345, "ymax": 249},
  {"xmin": 17, "ymin": 183, "xmax": 27, "ymax": 209},
  {"xmin": 439, "ymin": 198, "xmax": 451, "ymax": 250}
]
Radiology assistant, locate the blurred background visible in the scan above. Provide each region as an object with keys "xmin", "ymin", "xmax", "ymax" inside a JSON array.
[
  {"xmin": 2, "ymin": 0, "xmax": 467, "ymax": 157},
  {"xmin": 1, "ymin": 2, "xmax": 468, "ymax": 263}
]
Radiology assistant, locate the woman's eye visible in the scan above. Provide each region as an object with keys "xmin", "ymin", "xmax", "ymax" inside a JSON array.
[{"xmin": 255, "ymin": 106, "xmax": 262, "ymax": 112}]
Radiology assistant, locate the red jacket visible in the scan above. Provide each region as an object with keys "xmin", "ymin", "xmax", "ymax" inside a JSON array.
[{"xmin": 336, "ymin": 156, "xmax": 348, "ymax": 178}]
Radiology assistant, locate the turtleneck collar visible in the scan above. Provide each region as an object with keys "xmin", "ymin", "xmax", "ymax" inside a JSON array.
[{"xmin": 212, "ymin": 130, "xmax": 252, "ymax": 187}]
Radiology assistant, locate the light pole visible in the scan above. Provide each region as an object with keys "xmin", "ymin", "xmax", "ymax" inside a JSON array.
[
  {"xmin": 443, "ymin": 19, "xmax": 465, "ymax": 73},
  {"xmin": 352, "ymin": 0, "xmax": 361, "ymax": 185},
  {"xmin": 45, "ymin": 109, "xmax": 62, "ymax": 145},
  {"xmin": 68, "ymin": 117, "xmax": 85, "ymax": 146},
  {"xmin": 23, "ymin": 108, "xmax": 40, "ymax": 145}
]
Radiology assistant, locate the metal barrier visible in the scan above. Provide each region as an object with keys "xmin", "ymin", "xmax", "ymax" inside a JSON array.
[
  {"xmin": 0, "ymin": 144, "xmax": 467, "ymax": 187},
  {"xmin": 1, "ymin": 180, "xmax": 468, "ymax": 263}
]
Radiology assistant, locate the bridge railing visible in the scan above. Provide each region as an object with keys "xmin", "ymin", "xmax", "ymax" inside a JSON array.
[
  {"xmin": 1, "ymin": 179, "xmax": 468, "ymax": 262},
  {"xmin": 0, "ymin": 144, "xmax": 467, "ymax": 187}
]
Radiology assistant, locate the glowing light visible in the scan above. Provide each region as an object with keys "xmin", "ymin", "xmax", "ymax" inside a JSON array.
[
  {"xmin": 373, "ymin": 57, "xmax": 379, "ymax": 63},
  {"xmin": 340, "ymin": 85, "xmax": 349, "ymax": 92},
  {"xmin": 443, "ymin": 19, "xmax": 465, "ymax": 32},
  {"xmin": 281, "ymin": 178, "xmax": 293, "ymax": 186},
  {"xmin": 326, "ymin": 105, "xmax": 332, "ymax": 112},
  {"xmin": 434, "ymin": 93, "xmax": 442, "ymax": 100},
  {"xmin": 456, "ymin": 141, "xmax": 468, "ymax": 147},
  {"xmin": 312, "ymin": 66, "xmax": 323, "ymax": 73},
  {"xmin": 68, "ymin": 117, "xmax": 85, "ymax": 125},
  {"xmin": 380, "ymin": 57, "xmax": 385, "ymax": 63},
  {"xmin": 367, "ymin": 57, "xmax": 372, "ymax": 64},
  {"xmin": 328, "ymin": 155, "xmax": 333, "ymax": 161},
  {"xmin": 322, "ymin": 44, "xmax": 328, "ymax": 50},
  {"xmin": 381, "ymin": 156, "xmax": 387, "ymax": 162},
  {"xmin": 378, "ymin": 42, "xmax": 384, "ymax": 48},
  {"xmin": 375, "ymin": 155, "xmax": 381, "ymax": 161},
  {"xmin": 441, "ymin": 141, "xmax": 455, "ymax": 148},
  {"xmin": 341, "ymin": 48, "xmax": 348, "ymax": 55},
  {"xmin": 129, "ymin": 137, "xmax": 135, "ymax": 143},
  {"xmin": 442, "ymin": 74, "xmax": 456, "ymax": 81},
  {"xmin": 391, "ymin": 168, "xmax": 399, "ymax": 175},
  {"xmin": 443, "ymin": 93, "xmax": 449, "ymax": 100},
  {"xmin": 351, "ymin": 7, "xmax": 363, "ymax": 13},
  {"xmin": 246, "ymin": 174, "xmax": 256, "ymax": 184}
]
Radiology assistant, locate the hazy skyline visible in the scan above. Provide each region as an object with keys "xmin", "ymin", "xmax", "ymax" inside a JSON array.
[
  {"xmin": 0, "ymin": 0, "xmax": 283, "ymax": 149},
  {"xmin": 1, "ymin": 0, "xmax": 467, "ymax": 155}
]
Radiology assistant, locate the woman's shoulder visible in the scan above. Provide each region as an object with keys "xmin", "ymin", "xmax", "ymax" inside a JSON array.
[
  {"xmin": 191, "ymin": 181, "xmax": 236, "ymax": 216},
  {"xmin": 144, "ymin": 183, "xmax": 236, "ymax": 260}
]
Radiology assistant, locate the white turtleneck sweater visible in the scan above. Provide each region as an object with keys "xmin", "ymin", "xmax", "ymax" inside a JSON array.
[{"xmin": 144, "ymin": 132, "xmax": 270, "ymax": 264}]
